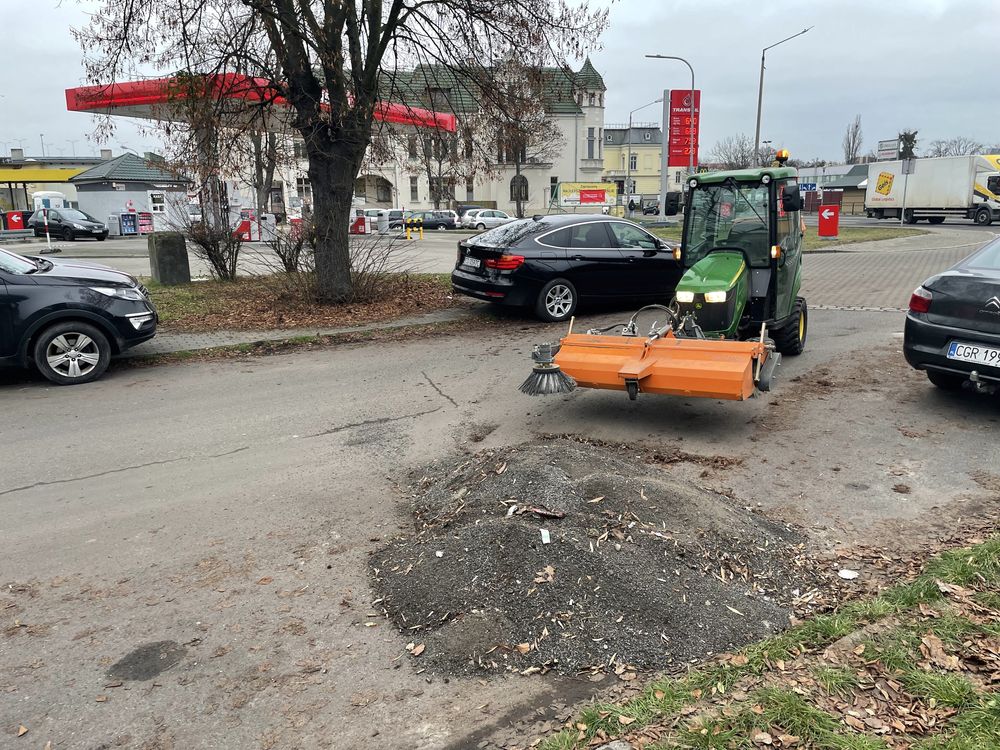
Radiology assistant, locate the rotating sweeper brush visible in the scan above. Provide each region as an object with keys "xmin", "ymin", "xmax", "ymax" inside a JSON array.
[{"xmin": 519, "ymin": 342, "xmax": 577, "ymax": 396}]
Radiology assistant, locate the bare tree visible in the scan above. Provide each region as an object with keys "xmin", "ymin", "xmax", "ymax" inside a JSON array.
[
  {"xmin": 709, "ymin": 134, "xmax": 757, "ymax": 170},
  {"xmin": 842, "ymin": 114, "xmax": 863, "ymax": 164},
  {"xmin": 78, "ymin": 1, "xmax": 607, "ymax": 303},
  {"xmin": 927, "ymin": 136, "xmax": 986, "ymax": 157}
]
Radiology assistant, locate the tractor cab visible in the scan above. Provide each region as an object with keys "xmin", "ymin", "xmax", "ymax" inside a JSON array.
[{"xmin": 675, "ymin": 156, "xmax": 805, "ymax": 345}]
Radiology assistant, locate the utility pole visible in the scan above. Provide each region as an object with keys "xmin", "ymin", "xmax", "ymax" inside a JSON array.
[
  {"xmin": 39, "ymin": 134, "xmax": 46, "ymax": 157},
  {"xmin": 753, "ymin": 26, "xmax": 812, "ymax": 166}
]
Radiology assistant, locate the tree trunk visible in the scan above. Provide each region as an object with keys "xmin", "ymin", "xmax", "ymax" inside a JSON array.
[
  {"xmin": 514, "ymin": 160, "xmax": 523, "ymax": 218},
  {"xmin": 307, "ymin": 138, "xmax": 364, "ymax": 303}
]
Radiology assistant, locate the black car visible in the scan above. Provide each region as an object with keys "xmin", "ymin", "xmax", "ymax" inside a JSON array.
[
  {"xmin": 451, "ymin": 214, "xmax": 681, "ymax": 321},
  {"xmin": 0, "ymin": 247, "xmax": 157, "ymax": 385},
  {"xmin": 27, "ymin": 207, "xmax": 109, "ymax": 241},
  {"xmin": 407, "ymin": 210, "xmax": 456, "ymax": 230},
  {"xmin": 904, "ymin": 236, "xmax": 1000, "ymax": 393}
]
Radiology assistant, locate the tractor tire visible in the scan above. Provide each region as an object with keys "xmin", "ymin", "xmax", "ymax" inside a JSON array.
[
  {"xmin": 773, "ymin": 297, "xmax": 807, "ymax": 356},
  {"xmin": 927, "ymin": 370, "xmax": 965, "ymax": 391}
]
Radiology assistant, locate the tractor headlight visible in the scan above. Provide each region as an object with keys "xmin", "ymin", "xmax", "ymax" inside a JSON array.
[
  {"xmin": 704, "ymin": 290, "xmax": 728, "ymax": 303},
  {"xmin": 676, "ymin": 291, "xmax": 695, "ymax": 303}
]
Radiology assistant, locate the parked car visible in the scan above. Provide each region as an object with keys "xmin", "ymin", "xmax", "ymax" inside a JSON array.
[
  {"xmin": 406, "ymin": 210, "xmax": 457, "ymax": 230},
  {"xmin": 379, "ymin": 209, "xmax": 405, "ymax": 229},
  {"xmin": 451, "ymin": 214, "xmax": 681, "ymax": 322},
  {"xmin": 27, "ymin": 208, "xmax": 109, "ymax": 241},
  {"xmin": 0, "ymin": 247, "xmax": 157, "ymax": 384},
  {"xmin": 904, "ymin": 236, "xmax": 1000, "ymax": 393},
  {"xmin": 463, "ymin": 209, "xmax": 514, "ymax": 230}
]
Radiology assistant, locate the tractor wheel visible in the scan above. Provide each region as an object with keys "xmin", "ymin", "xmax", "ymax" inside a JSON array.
[{"xmin": 773, "ymin": 297, "xmax": 807, "ymax": 356}]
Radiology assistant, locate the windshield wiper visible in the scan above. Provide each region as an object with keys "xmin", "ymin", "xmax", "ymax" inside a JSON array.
[{"xmin": 723, "ymin": 177, "xmax": 767, "ymax": 226}]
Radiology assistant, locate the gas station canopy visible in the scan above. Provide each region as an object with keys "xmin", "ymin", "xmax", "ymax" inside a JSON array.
[{"xmin": 65, "ymin": 73, "xmax": 456, "ymax": 132}]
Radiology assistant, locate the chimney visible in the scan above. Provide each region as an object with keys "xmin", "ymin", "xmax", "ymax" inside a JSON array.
[
  {"xmin": 11, "ymin": 148, "xmax": 23, "ymax": 160},
  {"xmin": 100, "ymin": 149, "xmax": 113, "ymax": 160}
]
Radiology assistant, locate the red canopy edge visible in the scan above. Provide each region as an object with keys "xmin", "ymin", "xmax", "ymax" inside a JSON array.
[{"xmin": 65, "ymin": 74, "xmax": 456, "ymax": 132}]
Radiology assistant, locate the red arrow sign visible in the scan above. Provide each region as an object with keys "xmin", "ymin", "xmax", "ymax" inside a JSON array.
[{"xmin": 818, "ymin": 204, "xmax": 840, "ymax": 238}]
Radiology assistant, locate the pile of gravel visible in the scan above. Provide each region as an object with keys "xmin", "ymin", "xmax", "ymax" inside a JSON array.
[{"xmin": 371, "ymin": 439, "xmax": 814, "ymax": 676}]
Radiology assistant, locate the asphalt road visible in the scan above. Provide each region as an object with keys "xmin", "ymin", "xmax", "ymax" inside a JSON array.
[{"xmin": 3, "ymin": 235, "xmax": 1000, "ymax": 749}]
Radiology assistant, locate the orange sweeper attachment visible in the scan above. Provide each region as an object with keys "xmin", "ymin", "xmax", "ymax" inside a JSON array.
[{"xmin": 519, "ymin": 306, "xmax": 781, "ymax": 402}]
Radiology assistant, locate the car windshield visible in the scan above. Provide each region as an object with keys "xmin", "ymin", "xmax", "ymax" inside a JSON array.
[
  {"xmin": 59, "ymin": 209, "xmax": 97, "ymax": 222},
  {"xmin": 685, "ymin": 182, "xmax": 770, "ymax": 266},
  {"xmin": 967, "ymin": 238, "xmax": 1000, "ymax": 270},
  {"xmin": 470, "ymin": 219, "xmax": 548, "ymax": 247},
  {"xmin": 0, "ymin": 248, "xmax": 38, "ymax": 274}
]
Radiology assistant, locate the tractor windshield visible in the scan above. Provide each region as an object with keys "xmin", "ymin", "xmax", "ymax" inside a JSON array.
[{"xmin": 684, "ymin": 182, "xmax": 771, "ymax": 267}]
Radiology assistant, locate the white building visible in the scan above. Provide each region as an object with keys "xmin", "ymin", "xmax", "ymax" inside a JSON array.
[{"xmin": 273, "ymin": 60, "xmax": 609, "ymax": 217}]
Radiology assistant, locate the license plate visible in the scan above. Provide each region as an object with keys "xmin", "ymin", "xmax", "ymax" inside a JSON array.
[
  {"xmin": 947, "ymin": 341, "xmax": 1000, "ymax": 368},
  {"xmin": 92, "ymin": 229, "xmax": 103, "ymax": 233},
  {"xmin": 462, "ymin": 256, "xmax": 481, "ymax": 269}
]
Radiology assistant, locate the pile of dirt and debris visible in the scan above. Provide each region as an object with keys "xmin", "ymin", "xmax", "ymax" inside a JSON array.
[{"xmin": 370, "ymin": 439, "xmax": 819, "ymax": 676}]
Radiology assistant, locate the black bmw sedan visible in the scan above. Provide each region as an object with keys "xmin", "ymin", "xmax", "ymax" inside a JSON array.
[
  {"xmin": 451, "ymin": 214, "xmax": 681, "ymax": 321},
  {"xmin": 905, "ymin": 236, "xmax": 1000, "ymax": 393}
]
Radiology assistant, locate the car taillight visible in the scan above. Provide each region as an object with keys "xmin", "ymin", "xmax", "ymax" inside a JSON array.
[
  {"xmin": 909, "ymin": 286, "xmax": 932, "ymax": 313},
  {"xmin": 485, "ymin": 254, "xmax": 525, "ymax": 270}
]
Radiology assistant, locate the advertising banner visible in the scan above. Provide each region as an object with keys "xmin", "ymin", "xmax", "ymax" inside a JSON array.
[{"xmin": 559, "ymin": 182, "xmax": 617, "ymax": 207}]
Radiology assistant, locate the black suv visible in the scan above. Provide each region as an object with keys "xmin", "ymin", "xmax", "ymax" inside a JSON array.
[
  {"xmin": 27, "ymin": 208, "xmax": 109, "ymax": 241},
  {"xmin": 0, "ymin": 247, "xmax": 157, "ymax": 384}
]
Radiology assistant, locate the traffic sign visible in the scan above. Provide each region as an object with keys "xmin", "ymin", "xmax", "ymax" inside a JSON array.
[
  {"xmin": 799, "ymin": 182, "xmax": 817, "ymax": 192},
  {"xmin": 818, "ymin": 204, "xmax": 840, "ymax": 238}
]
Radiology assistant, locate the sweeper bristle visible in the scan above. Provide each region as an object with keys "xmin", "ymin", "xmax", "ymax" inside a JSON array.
[{"xmin": 519, "ymin": 365, "xmax": 577, "ymax": 396}]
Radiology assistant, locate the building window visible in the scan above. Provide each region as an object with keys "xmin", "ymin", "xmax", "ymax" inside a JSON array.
[
  {"xmin": 296, "ymin": 177, "xmax": 311, "ymax": 201},
  {"xmin": 376, "ymin": 179, "xmax": 392, "ymax": 203},
  {"xmin": 510, "ymin": 174, "xmax": 528, "ymax": 202},
  {"xmin": 629, "ymin": 153, "xmax": 637, "ymax": 171},
  {"xmin": 550, "ymin": 176, "xmax": 558, "ymax": 201},
  {"xmin": 410, "ymin": 176, "xmax": 419, "ymax": 201},
  {"xmin": 466, "ymin": 176, "xmax": 474, "ymax": 201},
  {"xmin": 428, "ymin": 87, "xmax": 451, "ymax": 111},
  {"xmin": 587, "ymin": 127, "xmax": 595, "ymax": 159},
  {"xmin": 408, "ymin": 136, "xmax": 418, "ymax": 159},
  {"xmin": 599, "ymin": 93, "xmax": 603, "ymax": 107},
  {"xmin": 149, "ymin": 192, "xmax": 166, "ymax": 213},
  {"xmin": 674, "ymin": 171, "xmax": 682, "ymax": 184},
  {"xmin": 588, "ymin": 92, "xmax": 595, "ymax": 107},
  {"xmin": 293, "ymin": 140, "xmax": 308, "ymax": 159},
  {"xmin": 598, "ymin": 128, "xmax": 603, "ymax": 159},
  {"xmin": 430, "ymin": 177, "xmax": 455, "ymax": 203},
  {"xmin": 644, "ymin": 132, "xmax": 651, "ymax": 141},
  {"xmin": 606, "ymin": 132, "xmax": 612, "ymax": 142}
]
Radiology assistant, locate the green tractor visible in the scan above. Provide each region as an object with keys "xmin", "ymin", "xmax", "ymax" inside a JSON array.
[{"xmin": 673, "ymin": 158, "xmax": 808, "ymax": 356}]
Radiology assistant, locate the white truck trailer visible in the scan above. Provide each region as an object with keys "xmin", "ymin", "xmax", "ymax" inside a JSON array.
[{"xmin": 865, "ymin": 154, "xmax": 1000, "ymax": 226}]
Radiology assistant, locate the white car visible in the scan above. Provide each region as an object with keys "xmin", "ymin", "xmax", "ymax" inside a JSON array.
[{"xmin": 464, "ymin": 209, "xmax": 514, "ymax": 230}]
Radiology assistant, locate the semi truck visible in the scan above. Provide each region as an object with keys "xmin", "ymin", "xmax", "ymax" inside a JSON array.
[{"xmin": 864, "ymin": 154, "xmax": 1000, "ymax": 226}]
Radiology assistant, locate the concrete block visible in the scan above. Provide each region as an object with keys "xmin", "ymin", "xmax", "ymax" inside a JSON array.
[{"xmin": 148, "ymin": 232, "xmax": 191, "ymax": 285}]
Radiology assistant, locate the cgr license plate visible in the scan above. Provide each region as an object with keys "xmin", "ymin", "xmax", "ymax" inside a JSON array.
[
  {"xmin": 462, "ymin": 256, "xmax": 481, "ymax": 269},
  {"xmin": 947, "ymin": 341, "xmax": 1000, "ymax": 369}
]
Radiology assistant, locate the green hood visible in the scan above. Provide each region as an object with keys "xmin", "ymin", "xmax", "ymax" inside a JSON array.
[{"xmin": 677, "ymin": 251, "xmax": 746, "ymax": 293}]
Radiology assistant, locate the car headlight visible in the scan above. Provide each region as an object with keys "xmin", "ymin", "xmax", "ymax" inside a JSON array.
[
  {"xmin": 704, "ymin": 290, "xmax": 728, "ymax": 303},
  {"xmin": 90, "ymin": 286, "xmax": 146, "ymax": 301},
  {"xmin": 676, "ymin": 291, "xmax": 695, "ymax": 303},
  {"xmin": 73, "ymin": 223, "xmax": 85, "ymax": 229}
]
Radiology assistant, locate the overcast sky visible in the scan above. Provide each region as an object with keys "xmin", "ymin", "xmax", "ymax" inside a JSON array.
[{"xmin": 1, "ymin": 0, "xmax": 997, "ymax": 161}]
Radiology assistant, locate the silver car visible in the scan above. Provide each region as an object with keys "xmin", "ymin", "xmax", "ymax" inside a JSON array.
[{"xmin": 465, "ymin": 209, "xmax": 514, "ymax": 230}]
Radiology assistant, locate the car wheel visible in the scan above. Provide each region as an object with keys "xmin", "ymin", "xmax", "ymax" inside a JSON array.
[
  {"xmin": 974, "ymin": 208, "xmax": 993, "ymax": 226},
  {"xmin": 926, "ymin": 370, "xmax": 966, "ymax": 391},
  {"xmin": 63, "ymin": 227, "xmax": 75, "ymax": 241},
  {"xmin": 33, "ymin": 321, "xmax": 111, "ymax": 385},
  {"xmin": 476, "ymin": 223, "xmax": 486, "ymax": 230},
  {"xmin": 773, "ymin": 297, "xmax": 807, "ymax": 355},
  {"xmin": 535, "ymin": 278, "xmax": 578, "ymax": 323}
]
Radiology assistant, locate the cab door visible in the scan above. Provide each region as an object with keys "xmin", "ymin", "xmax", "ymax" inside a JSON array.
[{"xmin": 774, "ymin": 181, "xmax": 804, "ymax": 316}]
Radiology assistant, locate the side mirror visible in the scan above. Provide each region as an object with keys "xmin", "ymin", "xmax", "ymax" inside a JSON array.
[{"xmin": 781, "ymin": 184, "xmax": 804, "ymax": 212}]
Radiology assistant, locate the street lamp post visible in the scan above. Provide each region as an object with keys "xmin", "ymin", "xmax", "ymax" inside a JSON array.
[
  {"xmin": 645, "ymin": 54, "xmax": 696, "ymax": 217},
  {"xmin": 625, "ymin": 97, "xmax": 663, "ymax": 216},
  {"xmin": 753, "ymin": 26, "xmax": 812, "ymax": 166}
]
